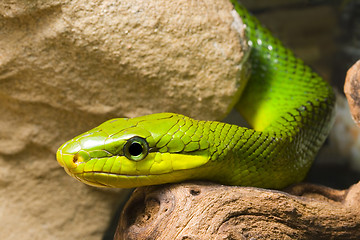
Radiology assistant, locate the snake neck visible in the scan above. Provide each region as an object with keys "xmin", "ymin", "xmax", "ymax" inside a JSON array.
[
  {"xmin": 201, "ymin": 1, "xmax": 336, "ymax": 188},
  {"xmin": 231, "ymin": 1, "xmax": 335, "ymax": 131}
]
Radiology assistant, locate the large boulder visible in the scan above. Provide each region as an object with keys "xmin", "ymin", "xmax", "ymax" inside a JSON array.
[{"xmin": 0, "ymin": 0, "xmax": 249, "ymax": 239}]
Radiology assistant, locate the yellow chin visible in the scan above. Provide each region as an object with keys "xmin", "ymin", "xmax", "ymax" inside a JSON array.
[{"xmin": 73, "ymin": 169, "xmax": 210, "ymax": 188}]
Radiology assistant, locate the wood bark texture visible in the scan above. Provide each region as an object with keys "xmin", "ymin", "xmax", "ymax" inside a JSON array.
[
  {"xmin": 115, "ymin": 181, "xmax": 360, "ymax": 240},
  {"xmin": 344, "ymin": 60, "xmax": 360, "ymax": 127}
]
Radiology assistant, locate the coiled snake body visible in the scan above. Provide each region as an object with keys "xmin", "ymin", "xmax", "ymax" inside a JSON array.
[{"xmin": 56, "ymin": 1, "xmax": 335, "ymax": 189}]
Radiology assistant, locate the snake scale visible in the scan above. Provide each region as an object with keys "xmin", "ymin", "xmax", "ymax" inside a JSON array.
[{"xmin": 56, "ymin": 1, "xmax": 335, "ymax": 189}]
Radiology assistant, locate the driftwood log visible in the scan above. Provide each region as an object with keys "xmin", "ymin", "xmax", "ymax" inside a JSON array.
[
  {"xmin": 344, "ymin": 60, "xmax": 360, "ymax": 126},
  {"xmin": 115, "ymin": 181, "xmax": 360, "ymax": 240}
]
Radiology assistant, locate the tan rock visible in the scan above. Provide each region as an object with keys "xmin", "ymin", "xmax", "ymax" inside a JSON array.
[
  {"xmin": 0, "ymin": 0, "xmax": 249, "ymax": 239},
  {"xmin": 0, "ymin": 0, "xmax": 249, "ymax": 120},
  {"xmin": 116, "ymin": 182, "xmax": 360, "ymax": 239}
]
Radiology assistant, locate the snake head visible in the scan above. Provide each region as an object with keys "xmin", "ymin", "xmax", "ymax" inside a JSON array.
[{"xmin": 56, "ymin": 113, "xmax": 211, "ymax": 188}]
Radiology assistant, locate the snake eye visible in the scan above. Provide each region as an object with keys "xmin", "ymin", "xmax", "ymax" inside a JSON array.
[{"xmin": 123, "ymin": 137, "xmax": 149, "ymax": 161}]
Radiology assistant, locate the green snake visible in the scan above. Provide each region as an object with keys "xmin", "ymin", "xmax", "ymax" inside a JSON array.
[{"xmin": 56, "ymin": 1, "xmax": 335, "ymax": 189}]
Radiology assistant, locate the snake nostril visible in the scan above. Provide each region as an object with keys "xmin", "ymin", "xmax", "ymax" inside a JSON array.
[
  {"xmin": 73, "ymin": 155, "xmax": 78, "ymax": 163},
  {"xmin": 190, "ymin": 189, "xmax": 201, "ymax": 196}
]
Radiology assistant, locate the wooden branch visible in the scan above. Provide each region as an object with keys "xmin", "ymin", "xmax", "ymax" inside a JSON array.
[
  {"xmin": 115, "ymin": 181, "xmax": 360, "ymax": 240},
  {"xmin": 344, "ymin": 60, "xmax": 360, "ymax": 126}
]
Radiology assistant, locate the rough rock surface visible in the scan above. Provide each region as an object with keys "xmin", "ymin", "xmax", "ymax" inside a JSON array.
[
  {"xmin": 0, "ymin": 0, "xmax": 248, "ymax": 239},
  {"xmin": 0, "ymin": 0, "xmax": 248, "ymax": 120},
  {"xmin": 116, "ymin": 182, "xmax": 360, "ymax": 240}
]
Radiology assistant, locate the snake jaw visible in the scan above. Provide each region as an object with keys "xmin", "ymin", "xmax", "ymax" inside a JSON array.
[
  {"xmin": 57, "ymin": 132, "xmax": 212, "ymax": 188},
  {"xmin": 60, "ymin": 153, "xmax": 211, "ymax": 188}
]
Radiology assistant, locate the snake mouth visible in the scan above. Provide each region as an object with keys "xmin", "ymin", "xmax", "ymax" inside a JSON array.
[
  {"xmin": 56, "ymin": 146, "xmax": 211, "ymax": 187},
  {"xmin": 71, "ymin": 166, "xmax": 210, "ymax": 188},
  {"xmin": 72, "ymin": 171, "xmax": 160, "ymax": 188},
  {"xmin": 72, "ymin": 173, "xmax": 108, "ymax": 187}
]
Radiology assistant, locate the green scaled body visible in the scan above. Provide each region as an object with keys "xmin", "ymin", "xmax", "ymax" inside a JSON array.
[{"xmin": 56, "ymin": 2, "xmax": 335, "ymax": 189}]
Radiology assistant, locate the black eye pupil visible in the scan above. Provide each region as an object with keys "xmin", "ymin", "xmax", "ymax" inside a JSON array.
[
  {"xmin": 128, "ymin": 142, "xmax": 143, "ymax": 156},
  {"xmin": 123, "ymin": 137, "xmax": 149, "ymax": 161}
]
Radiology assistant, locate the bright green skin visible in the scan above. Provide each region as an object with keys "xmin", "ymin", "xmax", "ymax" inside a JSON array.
[{"xmin": 56, "ymin": 2, "xmax": 335, "ymax": 189}]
